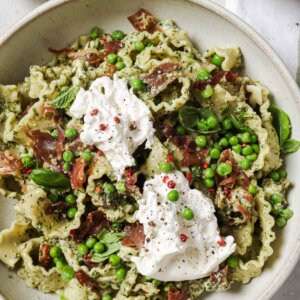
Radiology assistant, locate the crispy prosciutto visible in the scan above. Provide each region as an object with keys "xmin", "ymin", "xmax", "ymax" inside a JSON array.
[
  {"xmin": 121, "ymin": 223, "xmax": 145, "ymax": 248},
  {"xmin": 70, "ymin": 157, "xmax": 86, "ymax": 189},
  {"xmin": 70, "ymin": 210, "xmax": 110, "ymax": 243},
  {"xmin": 68, "ymin": 51, "xmax": 104, "ymax": 68},
  {"xmin": 75, "ymin": 269, "xmax": 98, "ymax": 292},
  {"xmin": 38, "ymin": 243, "xmax": 52, "ymax": 270},
  {"xmin": 41, "ymin": 105, "xmax": 58, "ymax": 118},
  {"xmin": 84, "ymin": 253, "xmax": 99, "ymax": 268},
  {"xmin": 182, "ymin": 148, "xmax": 209, "ymax": 167},
  {"xmin": 25, "ymin": 127, "xmax": 64, "ymax": 164},
  {"xmin": 194, "ymin": 71, "xmax": 239, "ymax": 91},
  {"xmin": 209, "ymin": 265, "xmax": 229, "ymax": 285},
  {"xmin": 0, "ymin": 151, "xmax": 22, "ymax": 176},
  {"xmin": 103, "ymin": 40, "xmax": 123, "ymax": 56},
  {"xmin": 128, "ymin": 8, "xmax": 159, "ymax": 33},
  {"xmin": 168, "ymin": 285, "xmax": 190, "ymax": 300},
  {"xmin": 142, "ymin": 62, "xmax": 182, "ymax": 96}
]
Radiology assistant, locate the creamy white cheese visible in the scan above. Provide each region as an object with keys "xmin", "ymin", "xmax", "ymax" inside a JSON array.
[
  {"xmin": 132, "ymin": 171, "xmax": 236, "ymax": 281},
  {"xmin": 70, "ymin": 76, "xmax": 155, "ymax": 179}
]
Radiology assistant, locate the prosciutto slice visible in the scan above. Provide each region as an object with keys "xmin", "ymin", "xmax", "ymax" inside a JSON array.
[{"xmin": 128, "ymin": 8, "xmax": 159, "ymax": 33}]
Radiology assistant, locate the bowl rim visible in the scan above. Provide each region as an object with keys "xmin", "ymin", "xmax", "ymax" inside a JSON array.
[{"xmin": 0, "ymin": 0, "xmax": 300, "ymax": 299}]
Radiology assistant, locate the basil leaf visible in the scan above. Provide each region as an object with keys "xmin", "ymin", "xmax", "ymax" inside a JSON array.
[
  {"xmin": 31, "ymin": 168, "xmax": 70, "ymax": 189},
  {"xmin": 91, "ymin": 243, "xmax": 120, "ymax": 263},
  {"xmin": 230, "ymin": 115, "xmax": 253, "ymax": 133},
  {"xmin": 178, "ymin": 106, "xmax": 199, "ymax": 129},
  {"xmin": 281, "ymin": 139, "xmax": 300, "ymax": 154},
  {"xmin": 100, "ymin": 232, "xmax": 125, "ymax": 244},
  {"xmin": 269, "ymin": 103, "xmax": 291, "ymax": 145},
  {"xmin": 51, "ymin": 86, "xmax": 79, "ymax": 109}
]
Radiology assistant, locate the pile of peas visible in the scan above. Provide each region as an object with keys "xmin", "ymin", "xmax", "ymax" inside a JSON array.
[
  {"xmin": 50, "ymin": 245, "xmax": 75, "ymax": 281},
  {"xmin": 48, "ymin": 192, "xmax": 78, "ymax": 219},
  {"xmin": 159, "ymin": 161, "xmax": 195, "ymax": 221},
  {"xmin": 267, "ymin": 169, "xmax": 293, "ymax": 228}
]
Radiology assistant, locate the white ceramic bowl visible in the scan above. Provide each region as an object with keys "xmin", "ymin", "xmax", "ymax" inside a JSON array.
[{"xmin": 0, "ymin": 0, "xmax": 300, "ymax": 299}]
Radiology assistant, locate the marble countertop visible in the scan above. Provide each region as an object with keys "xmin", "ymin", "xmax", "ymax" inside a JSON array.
[{"xmin": 0, "ymin": 0, "xmax": 299, "ymax": 299}]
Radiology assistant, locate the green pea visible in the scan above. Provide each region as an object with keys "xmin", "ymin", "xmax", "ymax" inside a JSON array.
[
  {"xmin": 218, "ymin": 137, "xmax": 229, "ymax": 148},
  {"xmin": 90, "ymin": 26, "xmax": 101, "ymax": 39},
  {"xmin": 182, "ymin": 207, "xmax": 194, "ymax": 220},
  {"xmin": 134, "ymin": 41, "xmax": 145, "ymax": 52},
  {"xmin": 225, "ymin": 132, "xmax": 234, "ymax": 139},
  {"xmin": 246, "ymin": 153, "xmax": 257, "ymax": 161},
  {"xmin": 112, "ymin": 30, "xmax": 125, "ymax": 41},
  {"xmin": 63, "ymin": 150, "xmax": 74, "ymax": 162},
  {"xmin": 269, "ymin": 171, "xmax": 280, "ymax": 182},
  {"xmin": 63, "ymin": 162, "xmax": 71, "ymax": 172},
  {"xmin": 107, "ymin": 53, "xmax": 118, "ymax": 64},
  {"xmin": 213, "ymin": 142, "xmax": 222, "ymax": 151},
  {"xmin": 65, "ymin": 194, "xmax": 76, "ymax": 205},
  {"xmin": 167, "ymin": 190, "xmax": 179, "ymax": 202},
  {"xmin": 109, "ymin": 254, "xmax": 121, "ymax": 266},
  {"xmin": 55, "ymin": 260, "xmax": 65, "ymax": 270},
  {"xmin": 81, "ymin": 150, "xmax": 92, "ymax": 163},
  {"xmin": 64, "ymin": 128, "xmax": 77, "ymax": 140},
  {"xmin": 211, "ymin": 54, "xmax": 224, "ymax": 66},
  {"xmin": 50, "ymin": 246, "xmax": 62, "ymax": 258},
  {"xmin": 94, "ymin": 242, "xmax": 105, "ymax": 253},
  {"xmin": 241, "ymin": 132, "xmax": 251, "ymax": 143},
  {"xmin": 176, "ymin": 125, "xmax": 186, "ymax": 135},
  {"xmin": 222, "ymin": 118, "xmax": 232, "ymax": 130},
  {"xmin": 197, "ymin": 119, "xmax": 207, "ymax": 131},
  {"xmin": 242, "ymin": 145, "xmax": 253, "ymax": 156},
  {"xmin": 159, "ymin": 162, "xmax": 173, "ymax": 173},
  {"xmin": 104, "ymin": 183, "xmax": 115, "ymax": 194},
  {"xmin": 112, "ymin": 222, "xmax": 122, "ymax": 232},
  {"xmin": 210, "ymin": 163, "xmax": 217, "ymax": 171},
  {"xmin": 196, "ymin": 69, "xmax": 210, "ymax": 81},
  {"xmin": 272, "ymin": 203, "xmax": 283, "ymax": 215},
  {"xmin": 204, "ymin": 178, "xmax": 215, "ymax": 188},
  {"xmin": 131, "ymin": 77, "xmax": 144, "ymax": 90},
  {"xmin": 146, "ymin": 42, "xmax": 154, "ymax": 47},
  {"xmin": 60, "ymin": 295, "xmax": 67, "ymax": 300},
  {"xmin": 270, "ymin": 194, "xmax": 282, "ymax": 204},
  {"xmin": 152, "ymin": 279, "xmax": 161, "ymax": 286},
  {"xmin": 278, "ymin": 169, "xmax": 287, "ymax": 179},
  {"xmin": 102, "ymin": 294, "xmax": 112, "ymax": 300},
  {"xmin": 200, "ymin": 85, "xmax": 214, "ymax": 99},
  {"xmin": 51, "ymin": 129, "xmax": 58, "ymax": 138},
  {"xmin": 251, "ymin": 134, "xmax": 258, "ymax": 143},
  {"xmin": 86, "ymin": 237, "xmax": 97, "ymax": 248},
  {"xmin": 252, "ymin": 144, "xmax": 260, "ymax": 154},
  {"xmin": 78, "ymin": 243, "xmax": 89, "ymax": 255},
  {"xmin": 21, "ymin": 156, "xmax": 35, "ymax": 167},
  {"xmin": 67, "ymin": 207, "xmax": 77, "ymax": 219},
  {"xmin": 232, "ymin": 144, "xmax": 242, "ymax": 154},
  {"xmin": 203, "ymin": 168, "xmax": 214, "ymax": 179},
  {"xmin": 227, "ymin": 256, "xmax": 238, "ymax": 268},
  {"xmin": 239, "ymin": 158, "xmax": 251, "ymax": 170},
  {"xmin": 207, "ymin": 115, "xmax": 218, "ymax": 129},
  {"xmin": 117, "ymin": 56, "xmax": 123, "ymax": 62},
  {"xmin": 116, "ymin": 182, "xmax": 126, "ymax": 193},
  {"xmin": 48, "ymin": 193, "xmax": 59, "ymax": 202},
  {"xmin": 280, "ymin": 208, "xmax": 293, "ymax": 220},
  {"xmin": 248, "ymin": 184, "xmax": 258, "ymax": 195},
  {"xmin": 217, "ymin": 162, "xmax": 232, "ymax": 177},
  {"xmin": 210, "ymin": 148, "xmax": 221, "ymax": 159},
  {"xmin": 237, "ymin": 133, "xmax": 243, "ymax": 142},
  {"xmin": 195, "ymin": 135, "xmax": 207, "ymax": 148},
  {"xmin": 229, "ymin": 136, "xmax": 239, "ymax": 146},
  {"xmin": 116, "ymin": 267, "xmax": 127, "ymax": 280},
  {"xmin": 276, "ymin": 217, "xmax": 287, "ymax": 228},
  {"xmin": 61, "ymin": 266, "xmax": 75, "ymax": 281},
  {"xmin": 115, "ymin": 61, "xmax": 126, "ymax": 70}
]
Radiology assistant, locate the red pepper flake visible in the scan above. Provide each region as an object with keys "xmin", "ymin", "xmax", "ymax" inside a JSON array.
[
  {"xmin": 124, "ymin": 167, "xmax": 133, "ymax": 178},
  {"xmin": 95, "ymin": 186, "xmax": 101, "ymax": 193},
  {"xmin": 209, "ymin": 188, "xmax": 216, "ymax": 193},
  {"xmin": 180, "ymin": 234, "xmax": 188, "ymax": 243},
  {"xmin": 23, "ymin": 167, "xmax": 32, "ymax": 174},
  {"xmin": 202, "ymin": 163, "xmax": 209, "ymax": 169},
  {"xmin": 114, "ymin": 116, "xmax": 121, "ymax": 124},
  {"xmin": 217, "ymin": 239, "xmax": 226, "ymax": 247},
  {"xmin": 166, "ymin": 154, "xmax": 174, "ymax": 163},
  {"xmin": 90, "ymin": 108, "xmax": 99, "ymax": 116},
  {"xmin": 167, "ymin": 180, "xmax": 176, "ymax": 189},
  {"xmin": 242, "ymin": 143, "xmax": 247, "ymax": 148},
  {"xmin": 162, "ymin": 175, "xmax": 169, "ymax": 183},
  {"xmin": 186, "ymin": 172, "xmax": 192, "ymax": 182},
  {"xmin": 99, "ymin": 124, "xmax": 108, "ymax": 131},
  {"xmin": 97, "ymin": 150, "xmax": 104, "ymax": 156},
  {"xmin": 127, "ymin": 178, "xmax": 135, "ymax": 185},
  {"xmin": 89, "ymin": 145, "xmax": 95, "ymax": 151},
  {"xmin": 129, "ymin": 121, "xmax": 137, "ymax": 131}
]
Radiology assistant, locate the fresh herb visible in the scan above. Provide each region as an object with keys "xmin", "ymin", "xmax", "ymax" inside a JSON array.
[
  {"xmin": 280, "ymin": 139, "xmax": 300, "ymax": 154},
  {"xmin": 91, "ymin": 242, "xmax": 121, "ymax": 263},
  {"xmin": 100, "ymin": 232, "xmax": 125, "ymax": 244},
  {"xmin": 31, "ymin": 168, "xmax": 70, "ymax": 189},
  {"xmin": 51, "ymin": 86, "xmax": 79, "ymax": 109},
  {"xmin": 229, "ymin": 115, "xmax": 253, "ymax": 133}
]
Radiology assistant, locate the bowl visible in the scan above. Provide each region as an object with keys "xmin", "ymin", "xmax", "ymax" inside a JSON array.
[{"xmin": 0, "ymin": 0, "xmax": 300, "ymax": 299}]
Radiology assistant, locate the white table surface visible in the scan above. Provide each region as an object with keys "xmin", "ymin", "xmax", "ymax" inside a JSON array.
[{"xmin": 0, "ymin": 0, "xmax": 299, "ymax": 299}]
